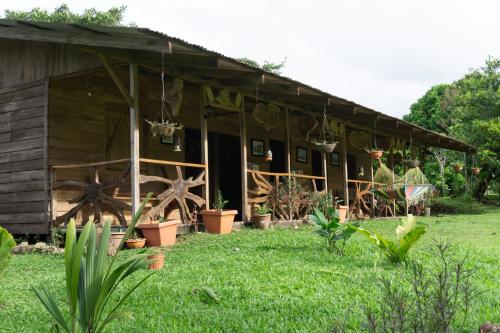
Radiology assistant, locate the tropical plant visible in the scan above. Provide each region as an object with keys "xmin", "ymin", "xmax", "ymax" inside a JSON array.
[
  {"xmin": 309, "ymin": 192, "xmax": 334, "ymax": 219},
  {"xmin": 33, "ymin": 194, "xmax": 154, "ymax": 333},
  {"xmin": 354, "ymin": 214, "xmax": 425, "ymax": 264},
  {"xmin": 254, "ymin": 203, "xmax": 273, "ymax": 215},
  {"xmin": 214, "ymin": 189, "xmax": 229, "ymax": 212},
  {"xmin": 309, "ymin": 208, "xmax": 358, "ymax": 256},
  {"xmin": 0, "ymin": 227, "xmax": 16, "ymax": 279}
]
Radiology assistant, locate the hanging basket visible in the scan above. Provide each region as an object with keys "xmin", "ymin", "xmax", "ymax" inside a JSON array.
[
  {"xmin": 313, "ymin": 140, "xmax": 338, "ymax": 153},
  {"xmin": 146, "ymin": 120, "xmax": 183, "ymax": 137},
  {"xmin": 453, "ymin": 163, "xmax": 463, "ymax": 173},
  {"xmin": 368, "ymin": 150, "xmax": 384, "ymax": 160},
  {"xmin": 404, "ymin": 160, "xmax": 420, "ymax": 168},
  {"xmin": 471, "ymin": 167, "xmax": 481, "ymax": 175}
]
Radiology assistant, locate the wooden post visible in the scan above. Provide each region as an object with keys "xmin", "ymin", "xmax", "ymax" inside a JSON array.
[
  {"xmin": 49, "ymin": 168, "xmax": 57, "ymax": 226},
  {"xmin": 200, "ymin": 84, "xmax": 210, "ymax": 207},
  {"xmin": 464, "ymin": 152, "xmax": 469, "ymax": 193},
  {"xmin": 322, "ymin": 153, "xmax": 328, "ymax": 193},
  {"xmin": 369, "ymin": 132, "xmax": 375, "ymax": 216},
  {"xmin": 130, "ymin": 62, "xmax": 140, "ymax": 216},
  {"xmin": 240, "ymin": 97, "xmax": 248, "ymax": 222},
  {"xmin": 341, "ymin": 130, "xmax": 349, "ymax": 213},
  {"xmin": 285, "ymin": 108, "xmax": 291, "ymax": 174},
  {"xmin": 391, "ymin": 151, "xmax": 396, "ymax": 216}
]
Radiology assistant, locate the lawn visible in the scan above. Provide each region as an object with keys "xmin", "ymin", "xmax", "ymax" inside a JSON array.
[{"xmin": 1, "ymin": 206, "xmax": 499, "ymax": 332}]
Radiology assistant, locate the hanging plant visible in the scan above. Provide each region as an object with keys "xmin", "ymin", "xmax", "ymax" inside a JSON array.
[
  {"xmin": 146, "ymin": 120, "xmax": 183, "ymax": 137},
  {"xmin": 453, "ymin": 163, "xmax": 463, "ymax": 173},
  {"xmin": 310, "ymin": 108, "xmax": 339, "ymax": 153},
  {"xmin": 366, "ymin": 148, "xmax": 384, "ymax": 160},
  {"xmin": 403, "ymin": 159, "xmax": 420, "ymax": 169},
  {"xmin": 471, "ymin": 167, "xmax": 481, "ymax": 175}
]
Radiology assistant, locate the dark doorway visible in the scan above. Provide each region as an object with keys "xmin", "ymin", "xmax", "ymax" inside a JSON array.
[
  {"xmin": 269, "ymin": 139, "xmax": 285, "ymax": 173},
  {"xmin": 311, "ymin": 149, "xmax": 324, "ymax": 191},
  {"xmin": 208, "ymin": 133, "xmax": 242, "ymax": 220},
  {"xmin": 347, "ymin": 154, "xmax": 357, "ymax": 181}
]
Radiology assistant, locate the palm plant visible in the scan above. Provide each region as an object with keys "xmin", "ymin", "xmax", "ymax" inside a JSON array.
[
  {"xmin": 33, "ymin": 194, "xmax": 154, "ymax": 333},
  {"xmin": 0, "ymin": 226, "xmax": 16, "ymax": 279},
  {"xmin": 309, "ymin": 207, "xmax": 358, "ymax": 256},
  {"xmin": 354, "ymin": 214, "xmax": 425, "ymax": 264}
]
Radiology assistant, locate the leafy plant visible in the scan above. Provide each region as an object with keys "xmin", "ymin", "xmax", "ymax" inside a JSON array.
[
  {"xmin": 309, "ymin": 208, "xmax": 358, "ymax": 256},
  {"xmin": 0, "ymin": 227, "xmax": 16, "ymax": 279},
  {"xmin": 354, "ymin": 214, "xmax": 425, "ymax": 264},
  {"xmin": 309, "ymin": 192, "xmax": 335, "ymax": 219},
  {"xmin": 254, "ymin": 203, "xmax": 273, "ymax": 215},
  {"xmin": 33, "ymin": 194, "xmax": 154, "ymax": 333},
  {"xmin": 214, "ymin": 189, "xmax": 229, "ymax": 212}
]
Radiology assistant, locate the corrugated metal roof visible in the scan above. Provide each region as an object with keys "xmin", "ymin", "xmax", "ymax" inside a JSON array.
[{"xmin": 0, "ymin": 19, "xmax": 475, "ymax": 152}]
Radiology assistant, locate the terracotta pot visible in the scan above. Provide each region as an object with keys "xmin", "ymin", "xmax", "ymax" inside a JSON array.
[
  {"xmin": 368, "ymin": 150, "xmax": 384, "ymax": 160},
  {"xmin": 137, "ymin": 220, "xmax": 180, "ymax": 247},
  {"xmin": 453, "ymin": 164, "xmax": 463, "ymax": 173},
  {"xmin": 338, "ymin": 206, "xmax": 348, "ymax": 224},
  {"xmin": 126, "ymin": 238, "xmax": 146, "ymax": 249},
  {"xmin": 148, "ymin": 253, "xmax": 165, "ymax": 270},
  {"xmin": 107, "ymin": 232, "xmax": 126, "ymax": 256},
  {"xmin": 404, "ymin": 160, "xmax": 420, "ymax": 168},
  {"xmin": 471, "ymin": 167, "xmax": 481, "ymax": 175},
  {"xmin": 200, "ymin": 209, "xmax": 238, "ymax": 234},
  {"xmin": 253, "ymin": 214, "xmax": 271, "ymax": 229}
]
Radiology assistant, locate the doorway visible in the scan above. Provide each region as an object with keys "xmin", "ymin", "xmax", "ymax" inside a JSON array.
[
  {"xmin": 269, "ymin": 139, "xmax": 285, "ymax": 173},
  {"xmin": 311, "ymin": 149, "xmax": 324, "ymax": 191}
]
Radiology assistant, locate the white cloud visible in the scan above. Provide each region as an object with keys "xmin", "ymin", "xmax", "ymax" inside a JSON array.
[{"xmin": 1, "ymin": 0, "xmax": 499, "ymax": 118}]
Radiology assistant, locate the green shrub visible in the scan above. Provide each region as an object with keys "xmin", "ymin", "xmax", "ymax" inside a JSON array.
[{"xmin": 0, "ymin": 227, "xmax": 16, "ymax": 279}]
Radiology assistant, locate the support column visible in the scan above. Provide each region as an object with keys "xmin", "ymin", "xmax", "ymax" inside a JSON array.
[
  {"xmin": 240, "ymin": 97, "xmax": 248, "ymax": 222},
  {"xmin": 285, "ymin": 108, "xmax": 291, "ymax": 174},
  {"xmin": 200, "ymin": 84, "xmax": 210, "ymax": 207},
  {"xmin": 369, "ymin": 132, "xmax": 375, "ymax": 215},
  {"xmin": 464, "ymin": 152, "xmax": 469, "ymax": 193},
  {"xmin": 322, "ymin": 153, "xmax": 328, "ymax": 193},
  {"xmin": 390, "ymin": 151, "xmax": 396, "ymax": 216},
  {"xmin": 130, "ymin": 62, "xmax": 140, "ymax": 216},
  {"xmin": 341, "ymin": 129, "xmax": 349, "ymax": 212}
]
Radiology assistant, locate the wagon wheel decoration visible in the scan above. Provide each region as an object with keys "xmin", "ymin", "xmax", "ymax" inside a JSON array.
[
  {"xmin": 54, "ymin": 165, "xmax": 131, "ymax": 226},
  {"xmin": 139, "ymin": 166, "xmax": 206, "ymax": 224},
  {"xmin": 349, "ymin": 182, "xmax": 374, "ymax": 219}
]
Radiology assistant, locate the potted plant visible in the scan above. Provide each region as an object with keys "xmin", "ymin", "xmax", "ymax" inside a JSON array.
[
  {"xmin": 453, "ymin": 163, "xmax": 463, "ymax": 173},
  {"xmin": 125, "ymin": 231, "xmax": 146, "ymax": 249},
  {"xmin": 366, "ymin": 148, "xmax": 384, "ymax": 160},
  {"xmin": 147, "ymin": 247, "xmax": 165, "ymax": 270},
  {"xmin": 137, "ymin": 216, "xmax": 180, "ymax": 247},
  {"xmin": 253, "ymin": 203, "xmax": 273, "ymax": 229},
  {"xmin": 200, "ymin": 190, "xmax": 238, "ymax": 234},
  {"xmin": 471, "ymin": 167, "xmax": 481, "ymax": 175},
  {"xmin": 312, "ymin": 139, "xmax": 338, "ymax": 153},
  {"xmin": 108, "ymin": 230, "xmax": 126, "ymax": 256}
]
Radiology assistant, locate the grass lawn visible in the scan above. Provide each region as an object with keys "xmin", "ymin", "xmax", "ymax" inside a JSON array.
[{"xmin": 1, "ymin": 206, "xmax": 499, "ymax": 332}]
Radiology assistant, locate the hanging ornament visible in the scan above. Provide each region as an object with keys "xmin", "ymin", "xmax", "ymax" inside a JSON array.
[
  {"xmin": 265, "ymin": 148, "xmax": 273, "ymax": 162},
  {"xmin": 358, "ymin": 165, "xmax": 365, "ymax": 177},
  {"xmin": 173, "ymin": 134, "xmax": 182, "ymax": 152}
]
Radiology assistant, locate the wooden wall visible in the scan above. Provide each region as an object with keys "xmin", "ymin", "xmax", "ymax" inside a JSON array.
[{"xmin": 0, "ymin": 80, "xmax": 48, "ymax": 234}]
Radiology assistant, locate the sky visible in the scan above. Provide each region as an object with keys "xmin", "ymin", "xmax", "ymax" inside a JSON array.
[{"xmin": 1, "ymin": 0, "xmax": 499, "ymax": 119}]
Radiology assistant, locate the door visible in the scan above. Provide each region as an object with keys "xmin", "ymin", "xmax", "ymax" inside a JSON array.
[
  {"xmin": 311, "ymin": 149, "xmax": 324, "ymax": 191},
  {"xmin": 269, "ymin": 139, "xmax": 285, "ymax": 173}
]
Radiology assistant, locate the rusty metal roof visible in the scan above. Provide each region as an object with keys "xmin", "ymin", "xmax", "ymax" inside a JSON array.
[{"xmin": 0, "ymin": 19, "xmax": 475, "ymax": 152}]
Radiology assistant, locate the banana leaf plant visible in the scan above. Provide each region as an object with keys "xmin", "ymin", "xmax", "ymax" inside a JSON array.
[
  {"xmin": 33, "ymin": 193, "xmax": 154, "ymax": 333},
  {"xmin": 309, "ymin": 207, "xmax": 358, "ymax": 256},
  {"xmin": 0, "ymin": 226, "xmax": 16, "ymax": 280},
  {"xmin": 353, "ymin": 214, "xmax": 425, "ymax": 264}
]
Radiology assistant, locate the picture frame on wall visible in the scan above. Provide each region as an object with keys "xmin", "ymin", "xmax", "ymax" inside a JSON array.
[
  {"xmin": 296, "ymin": 146, "xmax": 307, "ymax": 163},
  {"xmin": 251, "ymin": 139, "xmax": 265, "ymax": 157},
  {"xmin": 330, "ymin": 152, "xmax": 340, "ymax": 166}
]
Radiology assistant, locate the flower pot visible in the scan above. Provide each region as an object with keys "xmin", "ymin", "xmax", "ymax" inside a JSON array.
[
  {"xmin": 108, "ymin": 232, "xmax": 126, "ymax": 256},
  {"xmin": 404, "ymin": 160, "xmax": 420, "ymax": 168},
  {"xmin": 338, "ymin": 205, "xmax": 348, "ymax": 224},
  {"xmin": 148, "ymin": 253, "xmax": 165, "ymax": 270},
  {"xmin": 424, "ymin": 207, "xmax": 431, "ymax": 217},
  {"xmin": 368, "ymin": 150, "xmax": 384, "ymax": 160},
  {"xmin": 471, "ymin": 167, "xmax": 481, "ymax": 175},
  {"xmin": 200, "ymin": 209, "xmax": 238, "ymax": 234},
  {"xmin": 453, "ymin": 164, "xmax": 463, "ymax": 173},
  {"xmin": 314, "ymin": 141, "xmax": 338, "ymax": 153},
  {"xmin": 137, "ymin": 220, "xmax": 180, "ymax": 247},
  {"xmin": 126, "ymin": 238, "xmax": 146, "ymax": 249},
  {"xmin": 253, "ymin": 214, "xmax": 271, "ymax": 229}
]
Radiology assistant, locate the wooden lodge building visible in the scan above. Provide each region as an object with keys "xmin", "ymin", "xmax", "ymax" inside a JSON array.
[{"xmin": 0, "ymin": 20, "xmax": 475, "ymax": 235}]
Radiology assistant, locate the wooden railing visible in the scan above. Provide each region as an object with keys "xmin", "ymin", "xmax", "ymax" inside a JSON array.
[
  {"xmin": 347, "ymin": 179, "xmax": 394, "ymax": 218},
  {"xmin": 50, "ymin": 158, "xmax": 207, "ymax": 226}
]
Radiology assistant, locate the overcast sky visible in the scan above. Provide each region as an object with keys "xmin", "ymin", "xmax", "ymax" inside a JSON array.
[{"xmin": 2, "ymin": 0, "xmax": 499, "ymax": 118}]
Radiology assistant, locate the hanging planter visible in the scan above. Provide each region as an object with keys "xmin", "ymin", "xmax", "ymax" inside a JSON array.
[
  {"xmin": 310, "ymin": 108, "xmax": 338, "ymax": 153},
  {"xmin": 404, "ymin": 159, "xmax": 420, "ymax": 169},
  {"xmin": 367, "ymin": 149, "xmax": 384, "ymax": 160},
  {"xmin": 312, "ymin": 140, "xmax": 338, "ymax": 153},
  {"xmin": 453, "ymin": 163, "xmax": 463, "ymax": 173},
  {"xmin": 471, "ymin": 167, "xmax": 481, "ymax": 175},
  {"xmin": 146, "ymin": 120, "xmax": 183, "ymax": 137}
]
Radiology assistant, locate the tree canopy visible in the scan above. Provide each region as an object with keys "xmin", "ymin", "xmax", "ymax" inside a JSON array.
[
  {"xmin": 3, "ymin": 4, "xmax": 131, "ymax": 26},
  {"xmin": 404, "ymin": 57, "xmax": 500, "ymax": 198},
  {"xmin": 236, "ymin": 57, "xmax": 287, "ymax": 75}
]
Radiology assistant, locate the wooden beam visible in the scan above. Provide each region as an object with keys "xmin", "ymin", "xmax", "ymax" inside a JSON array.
[
  {"xmin": 97, "ymin": 52, "xmax": 133, "ymax": 106},
  {"xmin": 341, "ymin": 130, "xmax": 349, "ymax": 216},
  {"xmin": 240, "ymin": 97, "xmax": 248, "ymax": 222},
  {"xmin": 130, "ymin": 62, "xmax": 140, "ymax": 216},
  {"xmin": 285, "ymin": 108, "xmax": 291, "ymax": 173},
  {"xmin": 200, "ymin": 84, "xmax": 210, "ymax": 207}
]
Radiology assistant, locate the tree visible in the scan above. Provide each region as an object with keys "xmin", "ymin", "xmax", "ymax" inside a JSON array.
[
  {"xmin": 237, "ymin": 57, "xmax": 287, "ymax": 75},
  {"xmin": 404, "ymin": 57, "xmax": 500, "ymax": 199},
  {"xmin": 3, "ymin": 4, "xmax": 131, "ymax": 26}
]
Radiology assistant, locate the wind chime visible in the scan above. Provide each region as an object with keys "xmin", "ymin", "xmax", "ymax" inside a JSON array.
[
  {"xmin": 146, "ymin": 52, "xmax": 184, "ymax": 152},
  {"xmin": 311, "ymin": 107, "xmax": 338, "ymax": 153}
]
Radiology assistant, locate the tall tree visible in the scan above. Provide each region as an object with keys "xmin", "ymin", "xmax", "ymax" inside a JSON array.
[{"xmin": 3, "ymin": 4, "xmax": 131, "ymax": 26}]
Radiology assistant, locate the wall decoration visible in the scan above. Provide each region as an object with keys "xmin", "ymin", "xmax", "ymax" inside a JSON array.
[
  {"xmin": 348, "ymin": 130, "xmax": 370, "ymax": 150},
  {"xmin": 251, "ymin": 139, "xmax": 265, "ymax": 157},
  {"xmin": 205, "ymin": 85, "xmax": 242, "ymax": 110},
  {"xmin": 252, "ymin": 103, "xmax": 280, "ymax": 131},
  {"xmin": 330, "ymin": 152, "xmax": 340, "ymax": 166},
  {"xmin": 296, "ymin": 146, "xmax": 308, "ymax": 163}
]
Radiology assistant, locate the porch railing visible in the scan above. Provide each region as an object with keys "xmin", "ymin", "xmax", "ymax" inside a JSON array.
[{"xmin": 347, "ymin": 179, "xmax": 395, "ymax": 218}]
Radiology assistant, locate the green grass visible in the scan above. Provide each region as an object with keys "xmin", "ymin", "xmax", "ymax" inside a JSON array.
[{"xmin": 1, "ymin": 206, "xmax": 499, "ymax": 332}]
